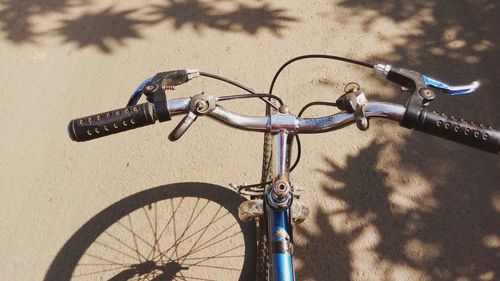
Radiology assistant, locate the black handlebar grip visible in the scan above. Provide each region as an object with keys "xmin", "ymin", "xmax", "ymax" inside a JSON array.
[
  {"xmin": 68, "ymin": 103, "xmax": 156, "ymax": 142},
  {"xmin": 413, "ymin": 109, "xmax": 500, "ymax": 153}
]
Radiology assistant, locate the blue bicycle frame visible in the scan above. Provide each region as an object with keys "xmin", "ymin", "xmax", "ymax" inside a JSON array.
[{"xmin": 265, "ymin": 130, "xmax": 295, "ymax": 281}]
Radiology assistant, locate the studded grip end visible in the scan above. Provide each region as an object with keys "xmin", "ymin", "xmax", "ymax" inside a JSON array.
[
  {"xmin": 68, "ymin": 103, "xmax": 156, "ymax": 142},
  {"xmin": 414, "ymin": 110, "xmax": 500, "ymax": 154}
]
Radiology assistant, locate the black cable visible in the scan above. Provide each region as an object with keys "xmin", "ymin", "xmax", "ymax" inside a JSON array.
[
  {"xmin": 226, "ymin": 56, "xmax": 372, "ymax": 187},
  {"xmin": 289, "ymin": 135, "xmax": 301, "ymax": 172},
  {"xmin": 200, "ymin": 71, "xmax": 256, "ymax": 93},
  {"xmin": 199, "ymin": 72, "xmax": 279, "ymax": 110},
  {"xmin": 289, "ymin": 101, "xmax": 339, "ymax": 172},
  {"xmin": 268, "ymin": 54, "xmax": 373, "ymax": 95},
  {"xmin": 198, "ymin": 72, "xmax": 280, "ymax": 193},
  {"xmin": 298, "ymin": 101, "xmax": 337, "ymax": 117},
  {"xmin": 218, "ymin": 93, "xmax": 284, "ymax": 105},
  {"xmin": 269, "ymin": 55, "xmax": 371, "ymax": 173},
  {"xmin": 237, "ymin": 181, "xmax": 272, "ymax": 189}
]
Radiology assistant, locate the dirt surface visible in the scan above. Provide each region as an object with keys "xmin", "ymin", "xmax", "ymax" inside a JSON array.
[{"xmin": 0, "ymin": 1, "xmax": 498, "ymax": 281}]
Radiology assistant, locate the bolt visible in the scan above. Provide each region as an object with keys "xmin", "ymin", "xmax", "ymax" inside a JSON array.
[
  {"xmin": 419, "ymin": 88, "xmax": 435, "ymax": 100},
  {"xmin": 344, "ymin": 83, "xmax": 359, "ymax": 94},
  {"xmin": 195, "ymin": 100, "xmax": 209, "ymax": 113},
  {"xmin": 273, "ymin": 180, "xmax": 290, "ymax": 197},
  {"xmin": 279, "ymin": 104, "xmax": 289, "ymax": 114}
]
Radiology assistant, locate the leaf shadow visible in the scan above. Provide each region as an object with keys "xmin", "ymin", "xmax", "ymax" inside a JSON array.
[
  {"xmin": 0, "ymin": 0, "xmax": 298, "ymax": 53},
  {"xmin": 148, "ymin": 0, "xmax": 298, "ymax": 36},
  {"xmin": 0, "ymin": 0, "xmax": 87, "ymax": 44},
  {"xmin": 54, "ymin": 7, "xmax": 152, "ymax": 54},
  {"xmin": 295, "ymin": 136, "xmax": 498, "ymax": 281},
  {"xmin": 294, "ymin": 2, "xmax": 499, "ymax": 279}
]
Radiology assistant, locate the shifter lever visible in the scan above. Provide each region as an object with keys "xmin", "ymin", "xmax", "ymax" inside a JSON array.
[
  {"xmin": 168, "ymin": 111, "xmax": 198, "ymax": 141},
  {"xmin": 167, "ymin": 92, "xmax": 217, "ymax": 142}
]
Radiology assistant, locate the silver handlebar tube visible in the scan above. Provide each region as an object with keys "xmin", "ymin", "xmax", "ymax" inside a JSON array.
[
  {"xmin": 166, "ymin": 98, "xmax": 406, "ymax": 133},
  {"xmin": 297, "ymin": 102, "xmax": 405, "ymax": 133},
  {"xmin": 208, "ymin": 106, "xmax": 269, "ymax": 132},
  {"xmin": 167, "ymin": 98, "xmax": 191, "ymax": 115}
]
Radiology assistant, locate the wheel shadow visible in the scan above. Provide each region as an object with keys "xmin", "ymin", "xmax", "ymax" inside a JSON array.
[{"xmin": 44, "ymin": 182, "xmax": 256, "ymax": 281}]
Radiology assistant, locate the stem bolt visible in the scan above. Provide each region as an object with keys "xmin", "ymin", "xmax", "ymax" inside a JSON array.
[{"xmin": 279, "ymin": 104, "xmax": 289, "ymax": 114}]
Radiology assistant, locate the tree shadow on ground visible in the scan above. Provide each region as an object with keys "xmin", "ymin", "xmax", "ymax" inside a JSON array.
[
  {"xmin": 44, "ymin": 182, "xmax": 257, "ymax": 281},
  {"xmin": 338, "ymin": 0, "xmax": 500, "ymax": 121},
  {"xmin": 0, "ymin": 0, "xmax": 297, "ymax": 53},
  {"xmin": 148, "ymin": 0, "xmax": 297, "ymax": 36},
  {"xmin": 54, "ymin": 7, "xmax": 149, "ymax": 54},
  {"xmin": 296, "ymin": 139, "xmax": 498, "ymax": 281},
  {"xmin": 0, "ymin": 0, "xmax": 87, "ymax": 43},
  {"xmin": 295, "ymin": 1, "xmax": 499, "ymax": 280}
]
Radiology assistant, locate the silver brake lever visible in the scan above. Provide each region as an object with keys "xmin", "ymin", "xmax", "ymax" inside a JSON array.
[{"xmin": 423, "ymin": 75, "xmax": 480, "ymax": 95}]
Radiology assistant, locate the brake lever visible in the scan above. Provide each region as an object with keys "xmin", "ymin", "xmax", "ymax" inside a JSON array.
[
  {"xmin": 422, "ymin": 75, "xmax": 480, "ymax": 95},
  {"xmin": 373, "ymin": 64, "xmax": 481, "ymax": 129},
  {"xmin": 374, "ymin": 64, "xmax": 480, "ymax": 95},
  {"xmin": 127, "ymin": 69, "xmax": 200, "ymax": 106}
]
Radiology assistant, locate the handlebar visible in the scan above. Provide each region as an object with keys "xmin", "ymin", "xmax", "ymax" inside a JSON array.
[
  {"xmin": 67, "ymin": 98, "xmax": 403, "ymax": 139},
  {"xmin": 67, "ymin": 96, "xmax": 500, "ymax": 153}
]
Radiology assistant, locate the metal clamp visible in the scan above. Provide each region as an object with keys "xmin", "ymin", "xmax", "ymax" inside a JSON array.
[
  {"xmin": 168, "ymin": 92, "xmax": 216, "ymax": 141},
  {"xmin": 336, "ymin": 85, "xmax": 369, "ymax": 130}
]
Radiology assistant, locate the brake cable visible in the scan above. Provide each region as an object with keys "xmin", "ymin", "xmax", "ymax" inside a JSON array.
[
  {"xmin": 236, "ymin": 55, "xmax": 374, "ymax": 192},
  {"xmin": 267, "ymin": 55, "xmax": 373, "ymax": 173},
  {"xmin": 199, "ymin": 72, "xmax": 279, "ymax": 110},
  {"xmin": 218, "ymin": 93, "xmax": 283, "ymax": 105},
  {"xmin": 160, "ymin": 56, "xmax": 373, "ymax": 192}
]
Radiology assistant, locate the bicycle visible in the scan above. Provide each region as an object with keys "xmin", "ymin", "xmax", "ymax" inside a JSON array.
[{"xmin": 62, "ymin": 55, "xmax": 499, "ymax": 281}]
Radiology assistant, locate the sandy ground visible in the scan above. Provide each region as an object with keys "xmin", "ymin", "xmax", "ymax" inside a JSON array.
[{"xmin": 0, "ymin": 1, "xmax": 499, "ymax": 281}]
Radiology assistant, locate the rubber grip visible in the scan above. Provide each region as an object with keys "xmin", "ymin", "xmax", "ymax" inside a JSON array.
[
  {"xmin": 414, "ymin": 110, "xmax": 500, "ymax": 153},
  {"xmin": 68, "ymin": 103, "xmax": 156, "ymax": 142}
]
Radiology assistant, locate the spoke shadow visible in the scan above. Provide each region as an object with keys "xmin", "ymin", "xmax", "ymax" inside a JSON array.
[{"xmin": 44, "ymin": 182, "xmax": 256, "ymax": 281}]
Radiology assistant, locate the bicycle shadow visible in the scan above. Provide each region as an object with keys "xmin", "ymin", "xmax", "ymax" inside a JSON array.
[{"xmin": 44, "ymin": 182, "xmax": 256, "ymax": 281}]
